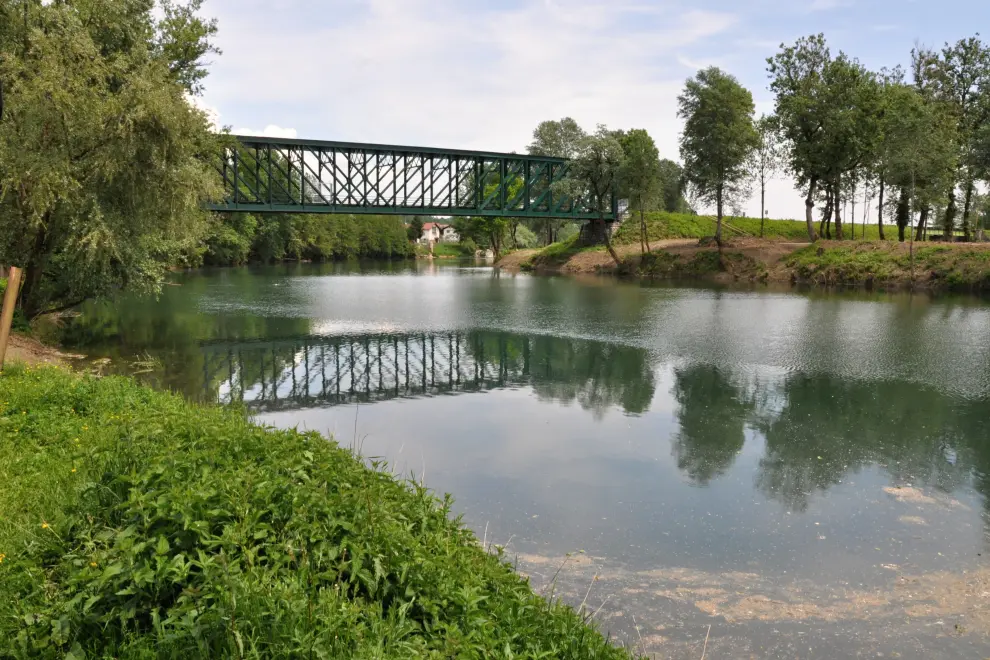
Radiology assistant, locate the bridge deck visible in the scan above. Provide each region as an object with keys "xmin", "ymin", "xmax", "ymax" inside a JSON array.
[{"xmin": 208, "ymin": 135, "xmax": 615, "ymax": 221}]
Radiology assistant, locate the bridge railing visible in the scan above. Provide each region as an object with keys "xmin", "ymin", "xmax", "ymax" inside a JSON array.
[{"xmin": 207, "ymin": 135, "xmax": 615, "ymax": 221}]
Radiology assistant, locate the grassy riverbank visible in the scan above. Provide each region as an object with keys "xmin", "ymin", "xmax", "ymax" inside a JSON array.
[
  {"xmin": 502, "ymin": 235, "xmax": 990, "ymax": 293},
  {"xmin": 0, "ymin": 366, "xmax": 632, "ymax": 658},
  {"xmin": 612, "ymin": 211, "xmax": 891, "ymax": 244}
]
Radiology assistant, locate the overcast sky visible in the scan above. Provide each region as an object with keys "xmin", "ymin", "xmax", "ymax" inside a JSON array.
[{"xmin": 197, "ymin": 0, "xmax": 990, "ymax": 220}]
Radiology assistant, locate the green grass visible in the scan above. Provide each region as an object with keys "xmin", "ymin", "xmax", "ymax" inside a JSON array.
[
  {"xmin": 430, "ymin": 243, "xmax": 476, "ymax": 258},
  {"xmin": 785, "ymin": 242, "xmax": 990, "ymax": 289},
  {"xmin": 0, "ymin": 366, "xmax": 633, "ymax": 659},
  {"xmin": 613, "ymin": 212, "xmax": 893, "ymax": 244},
  {"xmin": 633, "ymin": 250, "xmax": 767, "ymax": 282},
  {"xmin": 523, "ymin": 235, "xmax": 603, "ymax": 270}
]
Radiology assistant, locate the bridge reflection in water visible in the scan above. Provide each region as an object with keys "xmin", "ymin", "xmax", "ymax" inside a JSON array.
[{"xmin": 200, "ymin": 330, "xmax": 657, "ymax": 415}]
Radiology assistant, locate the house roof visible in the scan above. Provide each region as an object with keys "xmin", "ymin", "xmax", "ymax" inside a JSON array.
[{"xmin": 422, "ymin": 222, "xmax": 452, "ymax": 231}]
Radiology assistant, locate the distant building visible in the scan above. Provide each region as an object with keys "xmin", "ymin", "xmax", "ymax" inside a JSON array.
[{"xmin": 419, "ymin": 222, "xmax": 459, "ymax": 244}]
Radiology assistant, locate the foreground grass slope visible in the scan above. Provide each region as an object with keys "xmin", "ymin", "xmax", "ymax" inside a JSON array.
[
  {"xmin": 612, "ymin": 211, "xmax": 890, "ymax": 244},
  {"xmin": 0, "ymin": 367, "xmax": 630, "ymax": 659}
]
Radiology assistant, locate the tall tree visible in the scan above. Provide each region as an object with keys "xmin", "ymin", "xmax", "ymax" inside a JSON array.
[
  {"xmin": 768, "ymin": 34, "xmax": 833, "ymax": 241},
  {"xmin": 677, "ymin": 67, "xmax": 759, "ymax": 247},
  {"xmin": 528, "ymin": 117, "xmax": 586, "ymax": 245},
  {"xmin": 527, "ymin": 117, "xmax": 586, "ymax": 159},
  {"xmin": 0, "ymin": 0, "xmax": 222, "ymax": 318},
  {"xmin": 819, "ymin": 54, "xmax": 883, "ymax": 240},
  {"xmin": 618, "ymin": 129, "xmax": 662, "ymax": 254},
  {"xmin": 749, "ymin": 114, "xmax": 785, "ymax": 237},
  {"xmin": 657, "ymin": 159, "xmax": 692, "ymax": 213},
  {"xmin": 919, "ymin": 37, "xmax": 990, "ymax": 240},
  {"xmin": 554, "ymin": 125, "xmax": 625, "ymax": 264}
]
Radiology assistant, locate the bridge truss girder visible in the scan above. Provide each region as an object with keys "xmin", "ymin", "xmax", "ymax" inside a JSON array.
[{"xmin": 207, "ymin": 136, "xmax": 616, "ymax": 221}]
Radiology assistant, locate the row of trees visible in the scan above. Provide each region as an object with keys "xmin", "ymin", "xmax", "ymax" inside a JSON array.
[
  {"xmin": 675, "ymin": 33, "xmax": 990, "ymax": 245},
  {"xmin": 203, "ymin": 213, "xmax": 413, "ymax": 265}
]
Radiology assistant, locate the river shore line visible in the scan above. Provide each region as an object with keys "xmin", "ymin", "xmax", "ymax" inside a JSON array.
[{"xmin": 498, "ymin": 237, "xmax": 990, "ymax": 293}]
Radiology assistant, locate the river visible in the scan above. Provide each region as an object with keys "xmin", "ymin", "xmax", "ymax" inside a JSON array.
[{"xmin": 63, "ymin": 259, "xmax": 990, "ymax": 659}]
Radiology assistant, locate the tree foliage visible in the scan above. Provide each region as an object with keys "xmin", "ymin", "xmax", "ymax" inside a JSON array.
[
  {"xmin": 553, "ymin": 125, "xmax": 625, "ymax": 263},
  {"xmin": 617, "ymin": 129, "xmax": 662, "ymax": 253},
  {"xmin": 749, "ymin": 114, "xmax": 785, "ymax": 237},
  {"xmin": 677, "ymin": 67, "xmax": 758, "ymax": 246},
  {"xmin": 0, "ymin": 0, "xmax": 223, "ymax": 318}
]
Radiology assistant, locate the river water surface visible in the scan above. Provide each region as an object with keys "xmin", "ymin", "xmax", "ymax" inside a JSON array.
[{"xmin": 65, "ymin": 260, "xmax": 990, "ymax": 658}]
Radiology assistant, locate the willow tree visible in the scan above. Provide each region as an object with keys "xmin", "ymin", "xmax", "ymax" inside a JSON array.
[
  {"xmin": 0, "ymin": 0, "xmax": 223, "ymax": 318},
  {"xmin": 677, "ymin": 67, "xmax": 758, "ymax": 247}
]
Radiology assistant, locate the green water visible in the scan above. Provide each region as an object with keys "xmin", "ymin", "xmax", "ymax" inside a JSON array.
[{"xmin": 64, "ymin": 260, "xmax": 990, "ymax": 658}]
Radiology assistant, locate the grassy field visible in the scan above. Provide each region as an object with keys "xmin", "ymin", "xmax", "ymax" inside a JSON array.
[
  {"xmin": 613, "ymin": 212, "xmax": 892, "ymax": 244},
  {"xmin": 0, "ymin": 366, "xmax": 633, "ymax": 659}
]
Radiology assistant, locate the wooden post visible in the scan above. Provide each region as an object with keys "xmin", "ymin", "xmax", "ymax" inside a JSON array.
[{"xmin": 0, "ymin": 266, "xmax": 23, "ymax": 371}]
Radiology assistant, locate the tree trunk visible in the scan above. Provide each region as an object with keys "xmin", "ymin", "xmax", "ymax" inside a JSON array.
[
  {"xmin": 915, "ymin": 207, "xmax": 929, "ymax": 242},
  {"xmin": 944, "ymin": 188, "xmax": 957, "ymax": 242},
  {"xmin": 715, "ymin": 188, "xmax": 724, "ymax": 248},
  {"xmin": 820, "ymin": 185, "xmax": 833, "ymax": 239},
  {"xmin": 834, "ymin": 175, "xmax": 844, "ymax": 240},
  {"xmin": 805, "ymin": 176, "xmax": 819, "ymax": 241},
  {"xmin": 877, "ymin": 176, "xmax": 886, "ymax": 240},
  {"xmin": 602, "ymin": 217, "xmax": 620, "ymax": 264},
  {"xmin": 19, "ymin": 217, "xmax": 50, "ymax": 319},
  {"xmin": 641, "ymin": 209, "xmax": 650, "ymax": 253},
  {"xmin": 963, "ymin": 178, "xmax": 974, "ymax": 242},
  {"xmin": 759, "ymin": 182, "xmax": 766, "ymax": 238},
  {"xmin": 850, "ymin": 181, "xmax": 857, "ymax": 240},
  {"xmin": 896, "ymin": 188, "xmax": 909, "ymax": 242}
]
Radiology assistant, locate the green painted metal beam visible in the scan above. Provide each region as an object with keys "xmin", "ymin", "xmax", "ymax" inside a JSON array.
[{"xmin": 207, "ymin": 135, "xmax": 615, "ymax": 221}]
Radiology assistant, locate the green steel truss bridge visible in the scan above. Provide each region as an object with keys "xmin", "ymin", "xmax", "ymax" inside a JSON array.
[{"xmin": 207, "ymin": 135, "xmax": 616, "ymax": 221}]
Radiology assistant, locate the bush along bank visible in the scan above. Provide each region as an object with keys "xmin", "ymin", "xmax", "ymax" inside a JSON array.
[{"xmin": 0, "ymin": 366, "xmax": 633, "ymax": 659}]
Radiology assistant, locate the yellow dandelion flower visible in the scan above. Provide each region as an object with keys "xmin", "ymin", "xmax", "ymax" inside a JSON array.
[
  {"xmin": 41, "ymin": 522, "xmax": 49, "ymax": 529},
  {"xmin": 0, "ymin": 554, "xmax": 6, "ymax": 563},
  {"xmin": 71, "ymin": 468, "xmax": 77, "ymax": 473},
  {"xmin": 89, "ymin": 562, "xmax": 97, "ymax": 568}
]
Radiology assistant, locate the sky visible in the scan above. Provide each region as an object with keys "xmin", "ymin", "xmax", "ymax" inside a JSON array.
[{"xmin": 196, "ymin": 0, "xmax": 990, "ymax": 220}]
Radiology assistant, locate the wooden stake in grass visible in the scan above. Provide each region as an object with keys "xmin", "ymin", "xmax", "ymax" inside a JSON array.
[{"xmin": 0, "ymin": 266, "xmax": 23, "ymax": 371}]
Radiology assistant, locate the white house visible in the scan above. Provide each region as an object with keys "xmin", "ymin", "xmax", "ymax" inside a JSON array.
[{"xmin": 418, "ymin": 222, "xmax": 459, "ymax": 244}]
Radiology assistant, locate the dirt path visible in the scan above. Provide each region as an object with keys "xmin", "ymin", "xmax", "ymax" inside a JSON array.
[
  {"xmin": 3, "ymin": 333, "xmax": 82, "ymax": 367},
  {"xmin": 497, "ymin": 238, "xmax": 812, "ymax": 275}
]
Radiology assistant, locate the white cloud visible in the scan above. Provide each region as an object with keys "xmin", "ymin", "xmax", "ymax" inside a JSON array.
[
  {"xmin": 199, "ymin": 0, "xmax": 812, "ymax": 218},
  {"xmin": 232, "ymin": 125, "xmax": 298, "ymax": 139}
]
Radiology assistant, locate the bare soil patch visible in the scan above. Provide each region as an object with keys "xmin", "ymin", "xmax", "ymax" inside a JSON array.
[{"xmin": 3, "ymin": 333, "xmax": 82, "ymax": 367}]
